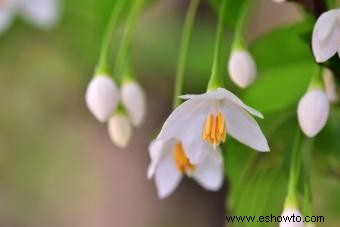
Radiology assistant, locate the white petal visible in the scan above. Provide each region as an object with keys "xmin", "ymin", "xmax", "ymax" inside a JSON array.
[
  {"xmin": 180, "ymin": 89, "xmax": 225, "ymax": 100},
  {"xmin": 121, "ymin": 81, "xmax": 147, "ymax": 127},
  {"xmin": 85, "ymin": 75, "xmax": 119, "ymax": 123},
  {"xmin": 0, "ymin": 0, "xmax": 15, "ymax": 33},
  {"xmin": 216, "ymin": 88, "xmax": 263, "ymax": 118},
  {"xmin": 108, "ymin": 114, "xmax": 132, "ymax": 148},
  {"xmin": 180, "ymin": 88, "xmax": 263, "ymax": 118},
  {"xmin": 312, "ymin": 9, "xmax": 340, "ymax": 63},
  {"xmin": 221, "ymin": 101, "xmax": 269, "ymax": 152},
  {"xmin": 279, "ymin": 208, "xmax": 304, "ymax": 227},
  {"xmin": 192, "ymin": 149, "xmax": 224, "ymax": 191},
  {"xmin": 323, "ymin": 68, "xmax": 338, "ymax": 103},
  {"xmin": 154, "ymin": 149, "xmax": 182, "ymax": 199},
  {"xmin": 19, "ymin": 0, "xmax": 59, "ymax": 29},
  {"xmin": 297, "ymin": 89, "xmax": 329, "ymax": 137},
  {"xmin": 228, "ymin": 50, "xmax": 257, "ymax": 88},
  {"xmin": 147, "ymin": 138, "xmax": 176, "ymax": 179},
  {"xmin": 157, "ymin": 99, "xmax": 212, "ymax": 164}
]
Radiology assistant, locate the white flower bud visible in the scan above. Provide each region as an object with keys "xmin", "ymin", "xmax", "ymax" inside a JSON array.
[
  {"xmin": 108, "ymin": 113, "xmax": 132, "ymax": 148},
  {"xmin": 85, "ymin": 75, "xmax": 119, "ymax": 123},
  {"xmin": 298, "ymin": 89, "xmax": 330, "ymax": 137},
  {"xmin": 19, "ymin": 0, "xmax": 60, "ymax": 29},
  {"xmin": 228, "ymin": 50, "xmax": 257, "ymax": 88},
  {"xmin": 323, "ymin": 68, "xmax": 338, "ymax": 103},
  {"xmin": 312, "ymin": 9, "xmax": 340, "ymax": 63},
  {"xmin": 121, "ymin": 81, "xmax": 147, "ymax": 127},
  {"xmin": 279, "ymin": 208, "xmax": 304, "ymax": 227}
]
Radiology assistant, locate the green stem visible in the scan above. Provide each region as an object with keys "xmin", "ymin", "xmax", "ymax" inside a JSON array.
[
  {"xmin": 207, "ymin": 0, "xmax": 228, "ymax": 91},
  {"xmin": 285, "ymin": 129, "xmax": 302, "ymax": 208},
  {"xmin": 309, "ymin": 66, "xmax": 323, "ymax": 90},
  {"xmin": 303, "ymin": 138, "xmax": 314, "ymax": 217},
  {"xmin": 113, "ymin": 0, "xmax": 144, "ymax": 84},
  {"xmin": 96, "ymin": 0, "xmax": 125, "ymax": 74},
  {"xmin": 232, "ymin": 0, "xmax": 254, "ymax": 50},
  {"xmin": 173, "ymin": 0, "xmax": 200, "ymax": 108}
]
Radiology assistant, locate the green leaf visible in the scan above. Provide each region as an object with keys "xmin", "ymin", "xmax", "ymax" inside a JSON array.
[{"xmin": 241, "ymin": 22, "xmax": 317, "ymax": 114}]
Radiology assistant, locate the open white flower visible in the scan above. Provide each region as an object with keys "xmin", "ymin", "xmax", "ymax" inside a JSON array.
[
  {"xmin": 108, "ymin": 113, "xmax": 132, "ymax": 148},
  {"xmin": 279, "ymin": 208, "xmax": 304, "ymax": 227},
  {"xmin": 297, "ymin": 88, "xmax": 329, "ymax": 137},
  {"xmin": 157, "ymin": 88, "xmax": 269, "ymax": 164},
  {"xmin": 85, "ymin": 75, "xmax": 119, "ymax": 123},
  {"xmin": 121, "ymin": 80, "xmax": 147, "ymax": 127},
  {"xmin": 0, "ymin": 0, "xmax": 59, "ymax": 33},
  {"xmin": 312, "ymin": 9, "xmax": 340, "ymax": 63},
  {"xmin": 228, "ymin": 50, "xmax": 257, "ymax": 88},
  {"xmin": 147, "ymin": 138, "xmax": 223, "ymax": 199}
]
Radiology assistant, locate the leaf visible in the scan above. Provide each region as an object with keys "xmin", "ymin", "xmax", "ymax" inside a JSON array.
[{"xmin": 241, "ymin": 22, "xmax": 317, "ymax": 114}]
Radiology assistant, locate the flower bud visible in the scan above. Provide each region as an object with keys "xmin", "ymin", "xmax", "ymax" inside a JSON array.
[
  {"xmin": 121, "ymin": 80, "xmax": 146, "ymax": 127},
  {"xmin": 20, "ymin": 0, "xmax": 60, "ymax": 29},
  {"xmin": 85, "ymin": 75, "xmax": 119, "ymax": 123},
  {"xmin": 279, "ymin": 208, "xmax": 304, "ymax": 227},
  {"xmin": 228, "ymin": 50, "xmax": 257, "ymax": 88},
  {"xmin": 297, "ymin": 89, "xmax": 329, "ymax": 137},
  {"xmin": 108, "ymin": 113, "xmax": 132, "ymax": 148},
  {"xmin": 323, "ymin": 68, "xmax": 338, "ymax": 103}
]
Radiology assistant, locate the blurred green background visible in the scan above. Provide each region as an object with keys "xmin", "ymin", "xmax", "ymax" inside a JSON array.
[{"xmin": 0, "ymin": 0, "xmax": 339, "ymax": 226}]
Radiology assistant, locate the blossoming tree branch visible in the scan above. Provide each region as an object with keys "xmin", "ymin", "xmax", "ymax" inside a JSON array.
[
  {"xmin": 2, "ymin": 0, "xmax": 337, "ymax": 226},
  {"xmin": 83, "ymin": 0, "xmax": 339, "ymax": 226}
]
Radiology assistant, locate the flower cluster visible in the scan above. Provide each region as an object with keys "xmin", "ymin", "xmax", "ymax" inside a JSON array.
[
  {"xmin": 0, "ymin": 0, "xmax": 59, "ymax": 33},
  {"xmin": 86, "ymin": 74, "xmax": 146, "ymax": 148}
]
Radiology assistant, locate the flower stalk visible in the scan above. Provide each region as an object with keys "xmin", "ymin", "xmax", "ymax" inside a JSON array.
[
  {"xmin": 114, "ymin": 0, "xmax": 145, "ymax": 83},
  {"xmin": 173, "ymin": 0, "xmax": 200, "ymax": 108},
  {"xmin": 285, "ymin": 129, "xmax": 302, "ymax": 208},
  {"xmin": 207, "ymin": 0, "xmax": 228, "ymax": 91},
  {"xmin": 232, "ymin": 0, "xmax": 254, "ymax": 50},
  {"xmin": 96, "ymin": 0, "xmax": 125, "ymax": 75}
]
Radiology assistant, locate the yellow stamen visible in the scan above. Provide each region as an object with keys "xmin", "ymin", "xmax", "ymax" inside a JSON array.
[
  {"xmin": 202, "ymin": 112, "xmax": 227, "ymax": 147},
  {"xmin": 173, "ymin": 142, "xmax": 196, "ymax": 176}
]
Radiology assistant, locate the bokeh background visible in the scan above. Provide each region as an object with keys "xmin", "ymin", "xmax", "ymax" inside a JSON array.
[{"xmin": 0, "ymin": 0, "xmax": 339, "ymax": 226}]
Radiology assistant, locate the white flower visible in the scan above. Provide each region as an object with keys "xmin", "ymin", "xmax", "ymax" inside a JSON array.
[
  {"xmin": 323, "ymin": 68, "xmax": 338, "ymax": 103},
  {"xmin": 312, "ymin": 9, "xmax": 340, "ymax": 63},
  {"xmin": 272, "ymin": 0, "xmax": 286, "ymax": 3},
  {"xmin": 121, "ymin": 80, "xmax": 147, "ymax": 127},
  {"xmin": 108, "ymin": 113, "xmax": 132, "ymax": 148},
  {"xmin": 0, "ymin": 0, "xmax": 59, "ymax": 33},
  {"xmin": 228, "ymin": 50, "xmax": 257, "ymax": 88},
  {"xmin": 279, "ymin": 208, "xmax": 304, "ymax": 227},
  {"xmin": 147, "ymin": 138, "xmax": 223, "ymax": 199},
  {"xmin": 298, "ymin": 88, "xmax": 330, "ymax": 137},
  {"xmin": 157, "ymin": 88, "xmax": 269, "ymax": 164},
  {"xmin": 85, "ymin": 75, "xmax": 119, "ymax": 123}
]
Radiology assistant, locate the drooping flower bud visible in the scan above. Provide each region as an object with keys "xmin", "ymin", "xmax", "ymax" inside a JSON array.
[
  {"xmin": 20, "ymin": 0, "xmax": 60, "ymax": 29},
  {"xmin": 108, "ymin": 113, "xmax": 132, "ymax": 148},
  {"xmin": 228, "ymin": 50, "xmax": 257, "ymax": 88},
  {"xmin": 297, "ymin": 89, "xmax": 329, "ymax": 137},
  {"xmin": 279, "ymin": 208, "xmax": 304, "ymax": 227},
  {"xmin": 323, "ymin": 68, "xmax": 338, "ymax": 103},
  {"xmin": 312, "ymin": 9, "xmax": 340, "ymax": 63},
  {"xmin": 85, "ymin": 75, "xmax": 119, "ymax": 123},
  {"xmin": 121, "ymin": 80, "xmax": 147, "ymax": 127}
]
